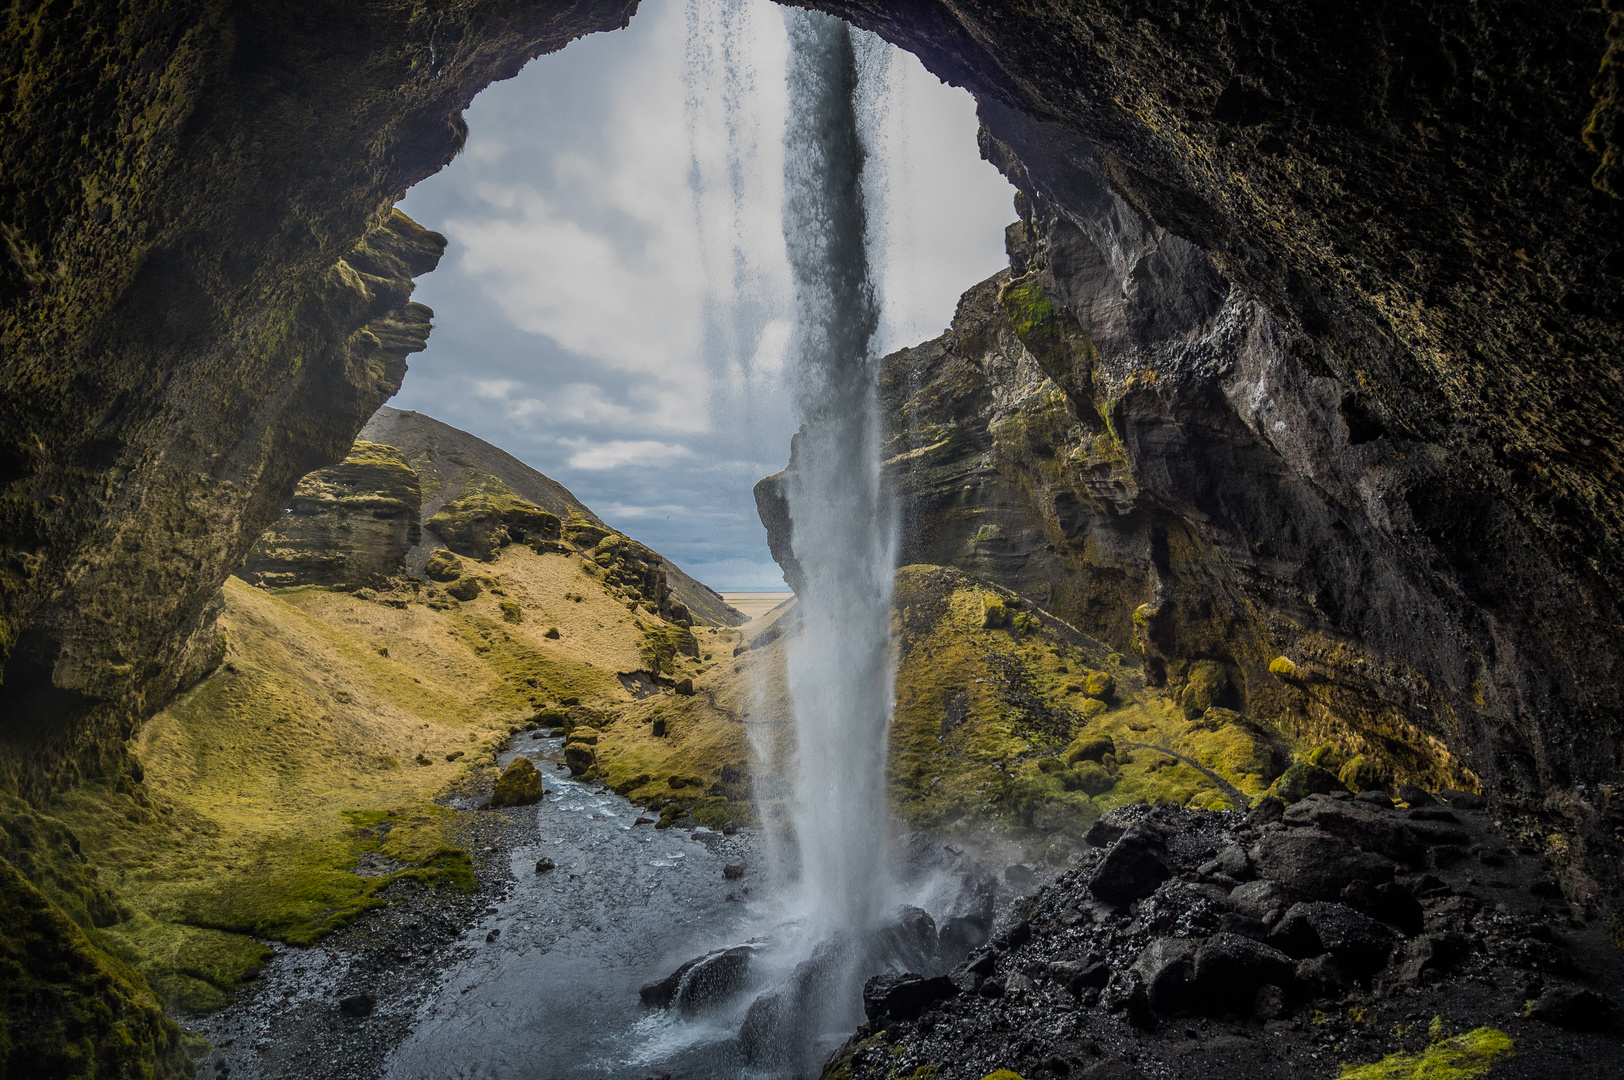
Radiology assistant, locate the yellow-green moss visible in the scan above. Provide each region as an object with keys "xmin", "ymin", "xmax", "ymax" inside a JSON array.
[{"xmin": 1337, "ymin": 1027, "xmax": 1513, "ymax": 1079}]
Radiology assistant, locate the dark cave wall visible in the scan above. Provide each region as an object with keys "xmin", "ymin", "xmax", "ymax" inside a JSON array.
[
  {"xmin": 791, "ymin": 0, "xmax": 1624, "ymax": 850},
  {"xmin": 0, "ymin": 0, "xmax": 639, "ymax": 799}
]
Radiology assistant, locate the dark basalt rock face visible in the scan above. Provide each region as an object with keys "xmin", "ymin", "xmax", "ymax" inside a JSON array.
[{"xmin": 824, "ymin": 798, "xmax": 1623, "ymax": 1080}]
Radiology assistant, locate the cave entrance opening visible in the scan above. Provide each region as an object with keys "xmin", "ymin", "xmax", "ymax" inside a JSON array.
[{"xmin": 358, "ymin": 1, "xmax": 1019, "ymax": 1073}]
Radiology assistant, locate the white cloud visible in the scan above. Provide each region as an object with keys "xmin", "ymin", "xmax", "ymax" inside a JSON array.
[{"xmin": 561, "ymin": 438, "xmax": 695, "ymax": 470}]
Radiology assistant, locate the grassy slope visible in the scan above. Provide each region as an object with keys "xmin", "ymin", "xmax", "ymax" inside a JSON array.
[
  {"xmin": 39, "ymin": 536, "xmax": 1309, "ymax": 1019},
  {"xmin": 47, "ymin": 538, "xmax": 722, "ymax": 1013}
]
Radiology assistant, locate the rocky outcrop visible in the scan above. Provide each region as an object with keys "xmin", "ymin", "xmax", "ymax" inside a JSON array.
[
  {"xmin": 362, "ymin": 407, "xmax": 742, "ymax": 628},
  {"xmin": 823, "ymin": 796, "xmax": 1620, "ymax": 1080},
  {"xmin": 235, "ymin": 441, "xmax": 422, "ymax": 588}
]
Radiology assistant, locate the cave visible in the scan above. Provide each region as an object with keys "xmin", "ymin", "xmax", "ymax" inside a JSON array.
[{"xmin": 2, "ymin": 1, "xmax": 1622, "ymax": 1076}]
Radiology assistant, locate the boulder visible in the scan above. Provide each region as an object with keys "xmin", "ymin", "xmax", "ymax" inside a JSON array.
[
  {"xmin": 1295, "ymin": 953, "xmax": 1354, "ymax": 997},
  {"xmin": 722, "ymin": 862, "xmax": 746, "ymax": 880},
  {"xmin": 1341, "ymin": 879, "xmax": 1424, "ymax": 935},
  {"xmin": 535, "ymin": 857, "xmax": 555, "ymax": 873},
  {"xmin": 1088, "ymin": 823, "xmax": 1172, "ymax": 906},
  {"xmin": 1083, "ymin": 671, "xmax": 1116, "ymax": 701},
  {"xmin": 1066, "ymin": 732, "xmax": 1116, "ymax": 765},
  {"xmin": 1381, "ymin": 931, "xmax": 1470, "ymax": 988},
  {"xmin": 1228, "ymin": 880, "xmax": 1293, "ymax": 925},
  {"xmin": 1191, "ymin": 933, "xmax": 1297, "ymax": 1002},
  {"xmin": 445, "ymin": 576, "xmax": 481, "ymax": 601},
  {"xmin": 1252, "ymin": 827, "xmax": 1394, "ymax": 899},
  {"xmin": 1268, "ymin": 902, "xmax": 1398, "ymax": 975},
  {"xmin": 1130, "ymin": 937, "xmax": 1200, "ymax": 1012},
  {"xmin": 1526, "ymin": 983, "xmax": 1615, "ymax": 1030},
  {"xmin": 424, "ymin": 550, "xmax": 461, "ymax": 582},
  {"xmin": 640, "ymin": 944, "xmax": 757, "ymax": 1014},
  {"xmin": 1071, "ymin": 761, "xmax": 1116, "ymax": 796},
  {"xmin": 1268, "ymin": 762, "xmax": 1342, "ymax": 803},
  {"xmin": 1048, "ymin": 959, "xmax": 1111, "ymax": 994},
  {"xmin": 1283, "ymin": 794, "xmax": 1470, "ymax": 863},
  {"xmin": 862, "ymin": 973, "xmax": 959, "ymax": 1022},
  {"xmin": 564, "ymin": 744, "xmax": 596, "ymax": 776},
  {"xmin": 490, "ymin": 757, "xmax": 544, "ymax": 807}
]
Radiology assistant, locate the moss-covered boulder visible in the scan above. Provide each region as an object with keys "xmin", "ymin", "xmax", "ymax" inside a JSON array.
[
  {"xmin": 564, "ymin": 744, "xmax": 596, "ymax": 776},
  {"xmin": 1268, "ymin": 762, "xmax": 1343, "ymax": 803},
  {"xmin": 1303, "ymin": 741, "xmax": 1347, "ymax": 774},
  {"xmin": 429, "ymin": 481, "xmax": 560, "ymax": 561},
  {"xmin": 982, "ymin": 596, "xmax": 1010, "ymax": 629},
  {"xmin": 1065, "ymin": 732, "xmax": 1116, "ymax": 765},
  {"xmin": 424, "ymin": 550, "xmax": 462, "ymax": 582},
  {"xmin": 1070, "ymin": 761, "xmax": 1116, "ymax": 796},
  {"xmin": 1083, "ymin": 671, "xmax": 1115, "ymax": 701},
  {"xmin": 490, "ymin": 758, "xmax": 544, "ymax": 807},
  {"xmin": 1339, "ymin": 754, "xmax": 1392, "ymax": 793},
  {"xmin": 1180, "ymin": 660, "xmax": 1236, "ymax": 720},
  {"xmin": 445, "ymin": 576, "xmax": 481, "ymax": 602}
]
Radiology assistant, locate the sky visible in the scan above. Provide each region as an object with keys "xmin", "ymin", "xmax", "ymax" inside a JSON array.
[{"xmin": 392, "ymin": 0, "xmax": 1015, "ymax": 591}]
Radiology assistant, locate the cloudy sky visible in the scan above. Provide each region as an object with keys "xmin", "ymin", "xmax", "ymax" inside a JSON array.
[{"xmin": 393, "ymin": 0, "xmax": 1014, "ymax": 590}]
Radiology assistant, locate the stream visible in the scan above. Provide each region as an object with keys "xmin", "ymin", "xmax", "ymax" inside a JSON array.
[{"xmin": 193, "ymin": 733, "xmax": 774, "ymax": 1080}]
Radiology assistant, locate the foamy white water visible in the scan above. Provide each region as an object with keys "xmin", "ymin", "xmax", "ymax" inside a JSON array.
[{"xmin": 779, "ymin": 8, "xmax": 898, "ymax": 939}]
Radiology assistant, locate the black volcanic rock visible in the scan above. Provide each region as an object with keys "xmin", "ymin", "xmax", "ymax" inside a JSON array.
[{"xmin": 1087, "ymin": 823, "xmax": 1172, "ymax": 907}]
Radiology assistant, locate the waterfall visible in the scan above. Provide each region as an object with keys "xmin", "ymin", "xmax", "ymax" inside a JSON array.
[{"xmin": 779, "ymin": 9, "xmax": 897, "ymax": 937}]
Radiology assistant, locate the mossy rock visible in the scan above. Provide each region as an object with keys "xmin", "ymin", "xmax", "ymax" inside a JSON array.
[
  {"xmin": 1180, "ymin": 659, "xmax": 1236, "ymax": 720},
  {"xmin": 490, "ymin": 758, "xmax": 544, "ymax": 807},
  {"xmin": 1065, "ymin": 732, "xmax": 1115, "ymax": 765},
  {"xmin": 1337, "ymin": 1026, "xmax": 1512, "ymax": 1079},
  {"xmin": 565, "ymin": 730, "xmax": 598, "ymax": 746},
  {"xmin": 1268, "ymin": 762, "xmax": 1343, "ymax": 803},
  {"xmin": 1036, "ymin": 757, "xmax": 1066, "ymax": 775},
  {"xmin": 1339, "ymin": 754, "xmax": 1392, "ymax": 793},
  {"xmin": 1083, "ymin": 670, "xmax": 1115, "ymax": 701},
  {"xmin": 982, "ymin": 596, "xmax": 1010, "ymax": 629},
  {"xmin": 1303, "ymin": 741, "xmax": 1347, "ymax": 773},
  {"xmin": 1010, "ymin": 611, "xmax": 1043, "ymax": 634},
  {"xmin": 424, "ymin": 550, "xmax": 462, "ymax": 582},
  {"xmin": 565, "ymin": 521, "xmax": 612, "ymax": 549},
  {"xmin": 1268, "ymin": 655, "xmax": 1298, "ymax": 678},
  {"xmin": 1070, "ymin": 761, "xmax": 1116, "ymax": 796},
  {"xmin": 445, "ymin": 577, "xmax": 481, "ymax": 601},
  {"xmin": 564, "ymin": 744, "xmax": 596, "ymax": 777},
  {"xmin": 673, "ymin": 678, "xmax": 694, "ymax": 696},
  {"xmin": 1192, "ymin": 706, "xmax": 1245, "ymax": 732},
  {"xmin": 430, "ymin": 482, "xmax": 561, "ymax": 561},
  {"xmin": 1080, "ymin": 697, "xmax": 1108, "ymax": 719},
  {"xmin": 499, "ymin": 600, "xmax": 522, "ymax": 624}
]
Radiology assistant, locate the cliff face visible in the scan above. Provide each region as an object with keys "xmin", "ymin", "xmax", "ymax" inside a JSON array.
[
  {"xmin": 235, "ymin": 441, "xmax": 422, "ymax": 589},
  {"xmin": 0, "ymin": 1, "xmax": 638, "ymax": 803}
]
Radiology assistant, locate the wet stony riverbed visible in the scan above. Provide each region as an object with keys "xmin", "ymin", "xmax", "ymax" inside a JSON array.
[{"xmin": 190, "ymin": 732, "xmax": 769, "ymax": 1080}]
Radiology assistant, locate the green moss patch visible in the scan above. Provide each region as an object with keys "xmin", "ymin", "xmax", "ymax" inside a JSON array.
[{"xmin": 1337, "ymin": 1027, "xmax": 1513, "ymax": 1079}]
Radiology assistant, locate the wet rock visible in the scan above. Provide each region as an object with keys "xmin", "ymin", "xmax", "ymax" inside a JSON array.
[
  {"xmin": 867, "ymin": 906, "xmax": 940, "ymax": 973},
  {"xmin": 1439, "ymin": 789, "xmax": 1485, "ymax": 810},
  {"xmin": 862, "ymin": 972, "xmax": 959, "ymax": 1021},
  {"xmin": 1526, "ymin": 983, "xmax": 1615, "ymax": 1030},
  {"xmin": 1197, "ymin": 844, "xmax": 1253, "ymax": 882},
  {"xmin": 1380, "ymin": 932, "xmax": 1470, "ymax": 988},
  {"xmin": 1295, "ymin": 953, "xmax": 1354, "ymax": 997},
  {"xmin": 1268, "ymin": 902, "xmax": 1397, "ymax": 975},
  {"xmin": 1252, "ymin": 827, "xmax": 1394, "ymax": 899},
  {"xmin": 485, "ymin": 928, "xmax": 500, "ymax": 943},
  {"xmin": 722, "ymin": 861, "xmax": 746, "ymax": 880},
  {"xmin": 640, "ymin": 945, "xmax": 758, "ymax": 1014},
  {"xmin": 1088, "ymin": 823, "xmax": 1172, "ymax": 906},
  {"xmin": 1228, "ymin": 880, "xmax": 1293, "ymax": 925},
  {"xmin": 1048, "ymin": 958, "xmax": 1110, "ymax": 994},
  {"xmin": 563, "ymin": 743, "xmax": 596, "ymax": 776},
  {"xmin": 1130, "ymin": 937, "xmax": 1199, "ymax": 1012},
  {"xmin": 535, "ymin": 857, "xmax": 554, "ymax": 873},
  {"xmin": 490, "ymin": 757, "xmax": 544, "ymax": 807},
  {"xmin": 937, "ymin": 914, "xmax": 990, "ymax": 965},
  {"xmin": 1395, "ymin": 785, "xmax": 1435, "ymax": 806},
  {"xmin": 338, "ymin": 993, "xmax": 374, "ymax": 1018},
  {"xmin": 1004, "ymin": 863, "xmax": 1038, "ymax": 890},
  {"xmin": 1192, "ymin": 933, "xmax": 1296, "ymax": 1001}
]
